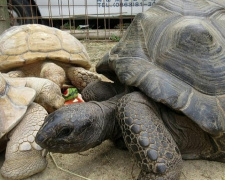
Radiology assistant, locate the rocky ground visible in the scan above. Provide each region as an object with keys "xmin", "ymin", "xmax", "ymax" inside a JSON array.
[{"xmin": 1, "ymin": 41, "xmax": 225, "ymax": 180}]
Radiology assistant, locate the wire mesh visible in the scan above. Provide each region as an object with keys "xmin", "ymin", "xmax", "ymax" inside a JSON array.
[{"xmin": 4, "ymin": 0, "xmax": 157, "ymax": 40}]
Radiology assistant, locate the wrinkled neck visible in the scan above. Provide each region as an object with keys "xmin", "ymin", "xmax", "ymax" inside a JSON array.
[{"xmin": 92, "ymin": 94, "xmax": 124, "ymax": 142}]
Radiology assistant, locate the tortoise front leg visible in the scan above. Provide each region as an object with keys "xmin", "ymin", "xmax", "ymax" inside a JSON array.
[
  {"xmin": 1, "ymin": 103, "xmax": 47, "ymax": 180},
  {"xmin": 67, "ymin": 67, "xmax": 101, "ymax": 91},
  {"xmin": 116, "ymin": 92, "xmax": 182, "ymax": 180},
  {"xmin": 40, "ymin": 62, "xmax": 66, "ymax": 88}
]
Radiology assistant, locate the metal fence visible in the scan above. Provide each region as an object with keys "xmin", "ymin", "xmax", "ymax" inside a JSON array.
[{"xmin": 6, "ymin": 0, "xmax": 157, "ymax": 40}]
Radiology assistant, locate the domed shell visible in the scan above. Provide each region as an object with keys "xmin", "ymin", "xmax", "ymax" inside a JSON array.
[
  {"xmin": 96, "ymin": 0, "xmax": 225, "ymax": 135},
  {"xmin": 0, "ymin": 24, "xmax": 91, "ymax": 72},
  {"xmin": 0, "ymin": 73, "xmax": 36, "ymax": 138}
]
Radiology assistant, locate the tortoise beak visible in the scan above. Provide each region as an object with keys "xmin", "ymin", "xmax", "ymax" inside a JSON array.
[
  {"xmin": 35, "ymin": 133, "xmax": 45, "ymax": 144},
  {"xmin": 35, "ymin": 133, "xmax": 47, "ymax": 148}
]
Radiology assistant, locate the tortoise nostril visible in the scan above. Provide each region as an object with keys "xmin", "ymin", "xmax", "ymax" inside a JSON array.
[{"xmin": 35, "ymin": 134, "xmax": 46, "ymax": 144}]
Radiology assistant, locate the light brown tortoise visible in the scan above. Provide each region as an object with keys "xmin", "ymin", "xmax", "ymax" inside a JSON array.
[{"xmin": 0, "ymin": 24, "xmax": 101, "ymax": 91}]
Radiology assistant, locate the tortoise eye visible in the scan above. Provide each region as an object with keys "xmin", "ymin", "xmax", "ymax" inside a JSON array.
[
  {"xmin": 77, "ymin": 120, "xmax": 92, "ymax": 134},
  {"xmin": 57, "ymin": 127, "xmax": 73, "ymax": 138}
]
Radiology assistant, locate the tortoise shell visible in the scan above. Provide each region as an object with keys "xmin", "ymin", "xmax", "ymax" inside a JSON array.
[
  {"xmin": 96, "ymin": 0, "xmax": 225, "ymax": 135},
  {"xmin": 0, "ymin": 24, "xmax": 91, "ymax": 72},
  {"xmin": 0, "ymin": 73, "xmax": 36, "ymax": 138}
]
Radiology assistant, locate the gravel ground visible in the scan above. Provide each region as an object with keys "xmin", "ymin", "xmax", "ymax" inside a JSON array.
[{"xmin": 1, "ymin": 41, "xmax": 225, "ymax": 180}]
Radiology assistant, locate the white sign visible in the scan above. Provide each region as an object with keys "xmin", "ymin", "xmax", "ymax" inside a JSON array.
[{"xmin": 35, "ymin": 0, "xmax": 157, "ymax": 19}]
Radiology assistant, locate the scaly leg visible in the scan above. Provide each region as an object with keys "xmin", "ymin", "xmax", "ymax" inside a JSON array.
[
  {"xmin": 1, "ymin": 103, "xmax": 48, "ymax": 180},
  {"xmin": 67, "ymin": 67, "xmax": 101, "ymax": 91},
  {"xmin": 116, "ymin": 92, "xmax": 182, "ymax": 180},
  {"xmin": 40, "ymin": 62, "xmax": 66, "ymax": 88}
]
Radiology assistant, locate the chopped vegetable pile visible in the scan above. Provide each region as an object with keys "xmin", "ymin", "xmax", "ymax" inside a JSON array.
[{"xmin": 61, "ymin": 88, "xmax": 84, "ymax": 105}]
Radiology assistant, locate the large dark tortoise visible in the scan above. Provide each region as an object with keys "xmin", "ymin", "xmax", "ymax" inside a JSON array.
[{"xmin": 35, "ymin": 0, "xmax": 225, "ymax": 179}]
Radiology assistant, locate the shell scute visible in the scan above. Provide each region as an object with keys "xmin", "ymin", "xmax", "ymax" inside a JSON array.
[
  {"xmin": 28, "ymin": 32, "xmax": 61, "ymax": 52},
  {"xmin": 56, "ymin": 30, "xmax": 84, "ymax": 54},
  {"xmin": 97, "ymin": 0, "xmax": 225, "ymax": 133},
  {"xmin": 0, "ymin": 74, "xmax": 36, "ymax": 138},
  {"xmin": 0, "ymin": 24, "xmax": 91, "ymax": 72},
  {"xmin": 1, "ymin": 31, "xmax": 28, "ymax": 55},
  {"xmin": 48, "ymin": 50, "xmax": 70, "ymax": 63}
]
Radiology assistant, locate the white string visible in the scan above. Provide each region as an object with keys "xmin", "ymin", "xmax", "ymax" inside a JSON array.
[{"xmin": 49, "ymin": 152, "xmax": 92, "ymax": 180}]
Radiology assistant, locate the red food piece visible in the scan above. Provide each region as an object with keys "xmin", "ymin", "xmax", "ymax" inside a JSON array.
[
  {"xmin": 63, "ymin": 89, "xmax": 68, "ymax": 95},
  {"xmin": 64, "ymin": 94, "xmax": 84, "ymax": 105}
]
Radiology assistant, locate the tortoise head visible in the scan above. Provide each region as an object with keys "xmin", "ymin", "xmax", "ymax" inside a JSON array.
[{"xmin": 35, "ymin": 102, "xmax": 109, "ymax": 153}]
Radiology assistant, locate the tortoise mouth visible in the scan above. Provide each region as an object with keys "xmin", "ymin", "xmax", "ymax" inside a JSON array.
[
  {"xmin": 39, "ymin": 141, "xmax": 87, "ymax": 153},
  {"xmin": 35, "ymin": 131, "xmax": 95, "ymax": 153}
]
